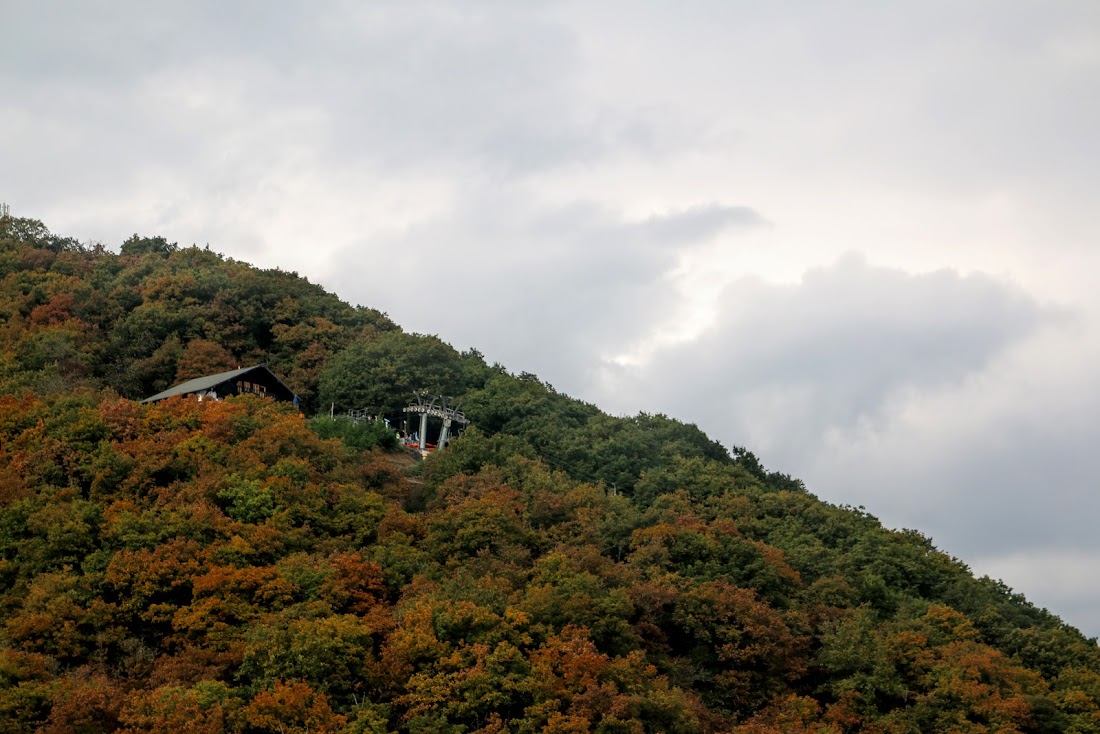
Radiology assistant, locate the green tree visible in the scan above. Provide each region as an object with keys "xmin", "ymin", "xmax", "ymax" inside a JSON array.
[
  {"xmin": 120, "ymin": 234, "xmax": 178, "ymax": 257},
  {"xmin": 318, "ymin": 331, "xmax": 470, "ymax": 415}
]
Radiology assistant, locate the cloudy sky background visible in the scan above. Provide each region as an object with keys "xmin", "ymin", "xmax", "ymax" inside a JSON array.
[{"xmin": 4, "ymin": 1, "xmax": 1100, "ymax": 635}]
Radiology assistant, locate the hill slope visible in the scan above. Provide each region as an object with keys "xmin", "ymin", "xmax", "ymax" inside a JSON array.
[{"xmin": 1, "ymin": 215, "xmax": 1098, "ymax": 733}]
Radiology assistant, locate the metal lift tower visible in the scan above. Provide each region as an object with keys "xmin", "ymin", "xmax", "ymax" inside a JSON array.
[{"xmin": 403, "ymin": 392, "xmax": 470, "ymax": 453}]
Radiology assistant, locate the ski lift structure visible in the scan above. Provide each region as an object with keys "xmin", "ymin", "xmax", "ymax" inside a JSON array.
[{"xmin": 402, "ymin": 392, "xmax": 469, "ymax": 456}]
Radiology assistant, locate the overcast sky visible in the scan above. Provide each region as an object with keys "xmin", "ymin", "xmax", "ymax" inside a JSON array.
[{"xmin": 3, "ymin": 1, "xmax": 1099, "ymax": 637}]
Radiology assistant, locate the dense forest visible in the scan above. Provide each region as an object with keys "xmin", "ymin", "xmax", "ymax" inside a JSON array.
[{"xmin": 1, "ymin": 215, "xmax": 1098, "ymax": 733}]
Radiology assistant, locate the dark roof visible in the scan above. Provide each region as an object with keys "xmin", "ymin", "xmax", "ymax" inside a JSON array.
[{"xmin": 141, "ymin": 364, "xmax": 294, "ymax": 404}]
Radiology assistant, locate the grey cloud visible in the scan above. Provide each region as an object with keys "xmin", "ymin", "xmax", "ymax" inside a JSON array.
[
  {"xmin": 605, "ymin": 255, "xmax": 1055, "ymax": 460},
  {"xmin": 0, "ymin": 0, "xmax": 593, "ymax": 173},
  {"xmin": 329, "ymin": 198, "xmax": 765, "ymax": 394},
  {"xmin": 2, "ymin": 0, "xmax": 718, "ymax": 241},
  {"xmin": 2, "ymin": 2, "xmax": 321, "ymax": 80},
  {"xmin": 640, "ymin": 204, "xmax": 767, "ymax": 243},
  {"xmin": 930, "ymin": 443, "xmax": 1100, "ymax": 558},
  {"xmin": 821, "ymin": 351, "xmax": 1100, "ymax": 559}
]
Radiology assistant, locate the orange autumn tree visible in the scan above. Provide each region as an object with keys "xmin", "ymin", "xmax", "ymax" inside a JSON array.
[{"xmin": 174, "ymin": 340, "xmax": 237, "ymax": 383}]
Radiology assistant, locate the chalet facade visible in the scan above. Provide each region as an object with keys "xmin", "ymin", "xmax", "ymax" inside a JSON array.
[{"xmin": 141, "ymin": 364, "xmax": 298, "ymax": 405}]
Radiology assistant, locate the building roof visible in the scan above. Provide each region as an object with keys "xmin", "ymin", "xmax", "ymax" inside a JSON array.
[{"xmin": 140, "ymin": 364, "xmax": 293, "ymax": 404}]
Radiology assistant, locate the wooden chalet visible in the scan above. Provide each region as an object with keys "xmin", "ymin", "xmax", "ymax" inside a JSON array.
[{"xmin": 141, "ymin": 364, "xmax": 298, "ymax": 405}]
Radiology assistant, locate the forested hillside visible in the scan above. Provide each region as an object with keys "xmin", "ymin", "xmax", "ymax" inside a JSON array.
[{"xmin": 2, "ymin": 215, "xmax": 1098, "ymax": 733}]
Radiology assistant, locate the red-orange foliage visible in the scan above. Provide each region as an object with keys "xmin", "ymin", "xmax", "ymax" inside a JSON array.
[
  {"xmin": 731, "ymin": 694, "xmax": 842, "ymax": 734},
  {"xmin": 41, "ymin": 671, "xmax": 125, "ymax": 734},
  {"xmin": 172, "ymin": 565, "xmax": 296, "ymax": 640},
  {"xmin": 319, "ymin": 551, "xmax": 387, "ymax": 615},
  {"xmin": 117, "ymin": 682, "xmax": 240, "ymax": 734},
  {"xmin": 244, "ymin": 680, "xmax": 346, "ymax": 734},
  {"xmin": 174, "ymin": 340, "xmax": 237, "ymax": 382}
]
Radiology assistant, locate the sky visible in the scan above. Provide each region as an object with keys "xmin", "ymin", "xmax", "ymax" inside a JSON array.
[{"xmin": 3, "ymin": 0, "xmax": 1099, "ymax": 636}]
